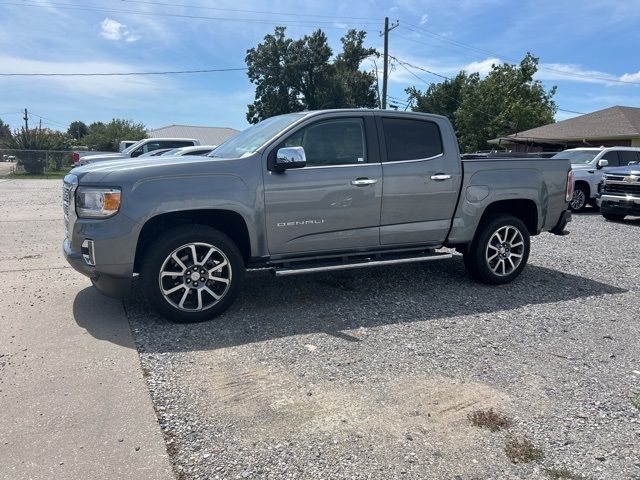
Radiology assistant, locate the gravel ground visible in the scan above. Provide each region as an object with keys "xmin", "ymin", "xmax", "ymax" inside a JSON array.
[{"xmin": 126, "ymin": 212, "xmax": 640, "ymax": 480}]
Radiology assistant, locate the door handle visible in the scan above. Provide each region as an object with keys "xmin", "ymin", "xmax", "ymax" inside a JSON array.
[
  {"xmin": 351, "ymin": 178, "xmax": 378, "ymax": 186},
  {"xmin": 430, "ymin": 174, "xmax": 452, "ymax": 181}
]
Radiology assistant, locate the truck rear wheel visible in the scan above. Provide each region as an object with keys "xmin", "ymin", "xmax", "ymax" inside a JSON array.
[
  {"xmin": 463, "ymin": 214, "xmax": 530, "ymax": 285},
  {"xmin": 569, "ymin": 184, "xmax": 588, "ymax": 212},
  {"xmin": 140, "ymin": 225, "xmax": 245, "ymax": 323}
]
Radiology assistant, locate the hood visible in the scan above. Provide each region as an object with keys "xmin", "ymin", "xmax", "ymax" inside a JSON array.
[
  {"xmin": 570, "ymin": 163, "xmax": 595, "ymax": 170},
  {"xmin": 605, "ymin": 165, "xmax": 640, "ymax": 176},
  {"xmin": 82, "ymin": 153, "xmax": 127, "ymax": 161},
  {"xmin": 70, "ymin": 155, "xmax": 242, "ymax": 184}
]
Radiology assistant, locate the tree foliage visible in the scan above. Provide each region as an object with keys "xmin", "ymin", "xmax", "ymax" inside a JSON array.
[
  {"xmin": 81, "ymin": 118, "xmax": 147, "ymax": 151},
  {"xmin": 0, "ymin": 118, "xmax": 10, "ymax": 146},
  {"xmin": 67, "ymin": 120, "xmax": 88, "ymax": 141},
  {"xmin": 407, "ymin": 53, "xmax": 557, "ymax": 152},
  {"xmin": 5, "ymin": 126, "xmax": 74, "ymax": 173},
  {"xmin": 246, "ymin": 27, "xmax": 378, "ymax": 123}
]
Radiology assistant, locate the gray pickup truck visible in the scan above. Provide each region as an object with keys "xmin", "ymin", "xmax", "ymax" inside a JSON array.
[{"xmin": 63, "ymin": 109, "xmax": 572, "ymax": 322}]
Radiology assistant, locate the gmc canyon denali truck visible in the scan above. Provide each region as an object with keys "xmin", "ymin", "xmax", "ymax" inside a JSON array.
[{"xmin": 63, "ymin": 110, "xmax": 572, "ymax": 323}]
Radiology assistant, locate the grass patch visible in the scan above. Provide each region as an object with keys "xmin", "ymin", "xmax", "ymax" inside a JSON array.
[
  {"xmin": 3, "ymin": 169, "xmax": 71, "ymax": 179},
  {"xmin": 544, "ymin": 467, "xmax": 585, "ymax": 479},
  {"xmin": 632, "ymin": 393, "xmax": 640, "ymax": 412},
  {"xmin": 505, "ymin": 437, "xmax": 544, "ymax": 464},
  {"xmin": 468, "ymin": 408, "xmax": 513, "ymax": 432}
]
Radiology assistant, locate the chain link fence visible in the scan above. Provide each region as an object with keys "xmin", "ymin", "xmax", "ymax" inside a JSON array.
[{"xmin": 0, "ymin": 148, "xmax": 75, "ymax": 175}]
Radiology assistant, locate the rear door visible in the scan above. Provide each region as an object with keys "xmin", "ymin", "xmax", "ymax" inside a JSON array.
[
  {"xmin": 263, "ymin": 114, "xmax": 382, "ymax": 255},
  {"xmin": 377, "ymin": 114, "xmax": 462, "ymax": 245}
]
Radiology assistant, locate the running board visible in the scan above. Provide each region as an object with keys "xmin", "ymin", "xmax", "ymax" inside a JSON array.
[{"xmin": 273, "ymin": 252, "xmax": 452, "ymax": 277}]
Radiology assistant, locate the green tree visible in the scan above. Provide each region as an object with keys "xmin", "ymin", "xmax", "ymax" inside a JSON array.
[
  {"xmin": 0, "ymin": 118, "xmax": 11, "ymax": 146},
  {"xmin": 246, "ymin": 27, "xmax": 378, "ymax": 123},
  {"xmin": 406, "ymin": 71, "xmax": 478, "ymax": 132},
  {"xmin": 406, "ymin": 53, "xmax": 556, "ymax": 153},
  {"xmin": 67, "ymin": 121, "xmax": 88, "ymax": 141},
  {"xmin": 5, "ymin": 126, "xmax": 74, "ymax": 173},
  {"xmin": 81, "ymin": 118, "xmax": 147, "ymax": 151},
  {"xmin": 455, "ymin": 53, "xmax": 556, "ymax": 152}
]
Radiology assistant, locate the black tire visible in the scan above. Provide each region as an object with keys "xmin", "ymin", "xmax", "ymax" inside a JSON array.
[
  {"xmin": 569, "ymin": 184, "xmax": 588, "ymax": 212},
  {"xmin": 602, "ymin": 213, "xmax": 625, "ymax": 222},
  {"xmin": 463, "ymin": 214, "xmax": 531, "ymax": 285},
  {"xmin": 140, "ymin": 225, "xmax": 245, "ymax": 323}
]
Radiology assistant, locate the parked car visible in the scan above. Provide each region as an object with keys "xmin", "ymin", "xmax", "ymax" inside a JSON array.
[
  {"xmin": 552, "ymin": 147, "xmax": 640, "ymax": 211},
  {"xmin": 597, "ymin": 163, "xmax": 640, "ymax": 220},
  {"xmin": 62, "ymin": 109, "xmax": 572, "ymax": 323},
  {"xmin": 160, "ymin": 145, "xmax": 218, "ymax": 157},
  {"xmin": 74, "ymin": 138, "xmax": 201, "ymax": 166},
  {"xmin": 119, "ymin": 140, "xmax": 137, "ymax": 152}
]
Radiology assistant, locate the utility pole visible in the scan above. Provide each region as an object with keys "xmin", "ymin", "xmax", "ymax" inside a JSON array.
[
  {"xmin": 380, "ymin": 17, "xmax": 399, "ymax": 110},
  {"xmin": 23, "ymin": 108, "xmax": 29, "ymax": 131}
]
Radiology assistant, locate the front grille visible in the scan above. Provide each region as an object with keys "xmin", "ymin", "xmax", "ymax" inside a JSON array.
[{"xmin": 603, "ymin": 182, "xmax": 640, "ymax": 196}]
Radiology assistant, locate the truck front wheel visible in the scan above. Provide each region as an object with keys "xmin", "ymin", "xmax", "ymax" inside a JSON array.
[
  {"xmin": 140, "ymin": 225, "xmax": 245, "ymax": 323},
  {"xmin": 463, "ymin": 215, "xmax": 530, "ymax": 285}
]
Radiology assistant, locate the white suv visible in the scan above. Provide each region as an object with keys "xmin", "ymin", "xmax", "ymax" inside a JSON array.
[{"xmin": 552, "ymin": 147, "xmax": 640, "ymax": 211}]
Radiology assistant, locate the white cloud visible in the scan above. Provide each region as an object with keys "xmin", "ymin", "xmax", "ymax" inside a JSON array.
[
  {"xmin": 463, "ymin": 57, "xmax": 500, "ymax": 75},
  {"xmin": 620, "ymin": 71, "xmax": 640, "ymax": 83},
  {"xmin": 100, "ymin": 18, "xmax": 141, "ymax": 43},
  {"xmin": 419, "ymin": 13, "xmax": 428, "ymax": 25}
]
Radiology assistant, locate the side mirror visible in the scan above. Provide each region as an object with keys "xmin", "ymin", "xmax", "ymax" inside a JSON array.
[
  {"xmin": 629, "ymin": 160, "xmax": 638, "ymax": 165},
  {"xmin": 597, "ymin": 158, "xmax": 608, "ymax": 169},
  {"xmin": 275, "ymin": 146, "xmax": 306, "ymax": 170}
]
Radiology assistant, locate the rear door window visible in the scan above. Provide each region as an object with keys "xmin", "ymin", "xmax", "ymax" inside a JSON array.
[{"xmin": 381, "ymin": 118, "xmax": 443, "ymax": 162}]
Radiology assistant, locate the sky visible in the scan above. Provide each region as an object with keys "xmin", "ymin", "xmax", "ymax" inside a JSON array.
[{"xmin": 1, "ymin": 0, "xmax": 639, "ymax": 133}]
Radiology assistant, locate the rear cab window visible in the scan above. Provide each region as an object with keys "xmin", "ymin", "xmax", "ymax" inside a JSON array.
[{"xmin": 381, "ymin": 117, "xmax": 443, "ymax": 162}]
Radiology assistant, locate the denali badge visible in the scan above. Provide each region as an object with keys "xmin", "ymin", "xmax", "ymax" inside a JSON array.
[
  {"xmin": 277, "ymin": 219, "xmax": 325, "ymax": 227},
  {"xmin": 624, "ymin": 175, "xmax": 638, "ymax": 183}
]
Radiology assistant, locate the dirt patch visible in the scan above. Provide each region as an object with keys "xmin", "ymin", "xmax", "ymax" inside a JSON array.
[{"xmin": 180, "ymin": 352, "xmax": 510, "ymax": 451}]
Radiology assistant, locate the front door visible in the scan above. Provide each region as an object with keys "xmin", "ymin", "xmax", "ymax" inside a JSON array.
[
  {"xmin": 377, "ymin": 115, "xmax": 462, "ymax": 245},
  {"xmin": 263, "ymin": 116, "xmax": 382, "ymax": 255}
]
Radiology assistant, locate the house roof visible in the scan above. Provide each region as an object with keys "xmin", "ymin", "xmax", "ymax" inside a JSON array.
[
  {"xmin": 148, "ymin": 124, "xmax": 239, "ymax": 145},
  {"xmin": 491, "ymin": 106, "xmax": 640, "ymax": 144}
]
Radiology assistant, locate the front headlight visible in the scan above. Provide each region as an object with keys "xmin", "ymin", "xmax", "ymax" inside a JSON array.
[{"xmin": 75, "ymin": 187, "xmax": 121, "ymax": 218}]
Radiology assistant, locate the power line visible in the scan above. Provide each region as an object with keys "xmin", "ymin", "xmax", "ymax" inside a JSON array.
[
  {"xmin": 29, "ymin": 112, "xmax": 69, "ymax": 128},
  {"xmin": 0, "ymin": 1, "xmax": 380, "ymax": 28},
  {"xmin": 401, "ymin": 22, "xmax": 640, "ymax": 86},
  {"xmin": 120, "ymin": 0, "xmax": 380, "ymax": 21},
  {"xmin": 0, "ymin": 67, "xmax": 248, "ymax": 77}
]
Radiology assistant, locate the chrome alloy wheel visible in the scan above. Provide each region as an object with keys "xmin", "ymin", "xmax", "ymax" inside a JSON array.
[
  {"xmin": 570, "ymin": 188, "xmax": 586, "ymax": 211},
  {"xmin": 485, "ymin": 225, "xmax": 525, "ymax": 276},
  {"xmin": 158, "ymin": 242, "xmax": 232, "ymax": 312}
]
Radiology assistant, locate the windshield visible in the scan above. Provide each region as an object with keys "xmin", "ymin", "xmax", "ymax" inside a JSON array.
[
  {"xmin": 209, "ymin": 113, "xmax": 306, "ymax": 158},
  {"xmin": 161, "ymin": 148, "xmax": 181, "ymax": 156},
  {"xmin": 122, "ymin": 139, "xmax": 145, "ymax": 154},
  {"xmin": 552, "ymin": 150, "xmax": 600, "ymax": 165}
]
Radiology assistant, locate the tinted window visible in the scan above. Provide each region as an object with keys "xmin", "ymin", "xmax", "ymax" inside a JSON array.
[
  {"xmin": 283, "ymin": 118, "xmax": 366, "ymax": 167},
  {"xmin": 382, "ymin": 118, "xmax": 443, "ymax": 162},
  {"xmin": 618, "ymin": 151, "xmax": 639, "ymax": 166},
  {"xmin": 184, "ymin": 149, "xmax": 212, "ymax": 156},
  {"xmin": 159, "ymin": 141, "xmax": 194, "ymax": 149},
  {"xmin": 142, "ymin": 142, "xmax": 162, "ymax": 154},
  {"xmin": 602, "ymin": 151, "xmax": 620, "ymax": 166}
]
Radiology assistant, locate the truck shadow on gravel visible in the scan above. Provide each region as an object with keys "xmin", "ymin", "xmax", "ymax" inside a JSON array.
[{"xmin": 73, "ymin": 255, "xmax": 626, "ymax": 352}]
